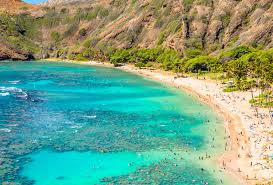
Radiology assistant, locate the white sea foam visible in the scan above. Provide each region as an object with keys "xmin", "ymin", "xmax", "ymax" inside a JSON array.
[
  {"xmin": 9, "ymin": 80, "xmax": 21, "ymax": 84},
  {"xmin": 0, "ymin": 86, "xmax": 27, "ymax": 99},
  {"xmin": 83, "ymin": 115, "xmax": 97, "ymax": 119},
  {"xmin": 6, "ymin": 124, "xmax": 18, "ymax": 127},
  {"xmin": 0, "ymin": 86, "xmax": 22, "ymax": 92},
  {"xmin": 0, "ymin": 128, "xmax": 11, "ymax": 133},
  {"xmin": 0, "ymin": 92, "xmax": 10, "ymax": 96},
  {"xmin": 17, "ymin": 92, "xmax": 28, "ymax": 99},
  {"xmin": 70, "ymin": 125, "xmax": 82, "ymax": 129}
]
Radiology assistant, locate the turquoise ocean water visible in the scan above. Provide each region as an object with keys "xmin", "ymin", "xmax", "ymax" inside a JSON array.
[{"xmin": 0, "ymin": 61, "xmax": 238, "ymax": 185}]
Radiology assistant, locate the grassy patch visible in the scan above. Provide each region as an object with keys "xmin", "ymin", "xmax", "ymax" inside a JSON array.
[
  {"xmin": 249, "ymin": 93, "xmax": 273, "ymax": 108},
  {"xmin": 223, "ymin": 86, "xmax": 239, "ymax": 92}
]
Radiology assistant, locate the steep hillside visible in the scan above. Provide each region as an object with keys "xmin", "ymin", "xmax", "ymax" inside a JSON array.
[
  {"xmin": 0, "ymin": 0, "xmax": 273, "ymax": 60},
  {"xmin": 0, "ymin": 0, "xmax": 39, "ymax": 14},
  {"xmin": 0, "ymin": 0, "xmax": 43, "ymax": 60},
  {"xmin": 0, "ymin": 11, "xmax": 43, "ymax": 60},
  {"xmin": 35, "ymin": 0, "xmax": 273, "ymax": 57}
]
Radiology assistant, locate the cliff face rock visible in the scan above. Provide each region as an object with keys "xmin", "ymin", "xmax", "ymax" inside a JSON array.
[
  {"xmin": 0, "ymin": 42, "xmax": 34, "ymax": 61},
  {"xmin": 38, "ymin": 0, "xmax": 272, "ymax": 53},
  {"xmin": 0, "ymin": 0, "xmax": 273, "ymax": 60}
]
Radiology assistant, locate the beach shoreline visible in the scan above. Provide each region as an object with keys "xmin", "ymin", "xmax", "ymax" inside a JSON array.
[
  {"xmin": 42, "ymin": 59, "xmax": 273, "ymax": 184},
  {"xmin": 117, "ymin": 64, "xmax": 251, "ymax": 185}
]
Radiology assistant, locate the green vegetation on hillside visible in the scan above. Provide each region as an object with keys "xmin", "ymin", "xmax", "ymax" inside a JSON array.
[{"xmin": 0, "ymin": 13, "xmax": 40, "ymax": 54}]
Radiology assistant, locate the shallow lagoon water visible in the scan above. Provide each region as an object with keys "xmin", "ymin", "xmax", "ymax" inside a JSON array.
[
  {"xmin": 21, "ymin": 150, "xmax": 167, "ymax": 185},
  {"xmin": 0, "ymin": 61, "xmax": 237, "ymax": 184}
]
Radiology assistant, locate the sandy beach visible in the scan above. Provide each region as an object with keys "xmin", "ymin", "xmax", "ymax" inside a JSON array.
[
  {"xmin": 44, "ymin": 59, "xmax": 273, "ymax": 184},
  {"xmin": 118, "ymin": 64, "xmax": 273, "ymax": 185}
]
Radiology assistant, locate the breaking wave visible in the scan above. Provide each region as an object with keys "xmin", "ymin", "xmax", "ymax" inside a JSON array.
[
  {"xmin": 0, "ymin": 92, "xmax": 10, "ymax": 96},
  {"xmin": 0, "ymin": 86, "xmax": 28, "ymax": 99},
  {"xmin": 8, "ymin": 80, "xmax": 21, "ymax": 85}
]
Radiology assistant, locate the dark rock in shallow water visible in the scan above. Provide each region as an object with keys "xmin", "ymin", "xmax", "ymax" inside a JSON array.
[{"xmin": 56, "ymin": 176, "xmax": 65, "ymax": 180}]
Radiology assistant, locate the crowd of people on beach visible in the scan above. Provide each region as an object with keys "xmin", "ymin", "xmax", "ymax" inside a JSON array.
[
  {"xmin": 177, "ymin": 76, "xmax": 273, "ymax": 182},
  {"xmin": 125, "ymin": 66, "xmax": 273, "ymax": 184}
]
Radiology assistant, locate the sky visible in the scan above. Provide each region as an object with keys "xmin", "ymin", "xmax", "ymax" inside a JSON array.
[{"xmin": 23, "ymin": 0, "xmax": 47, "ymax": 4}]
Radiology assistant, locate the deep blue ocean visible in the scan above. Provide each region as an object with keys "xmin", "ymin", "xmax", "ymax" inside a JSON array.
[{"xmin": 0, "ymin": 61, "xmax": 238, "ymax": 185}]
